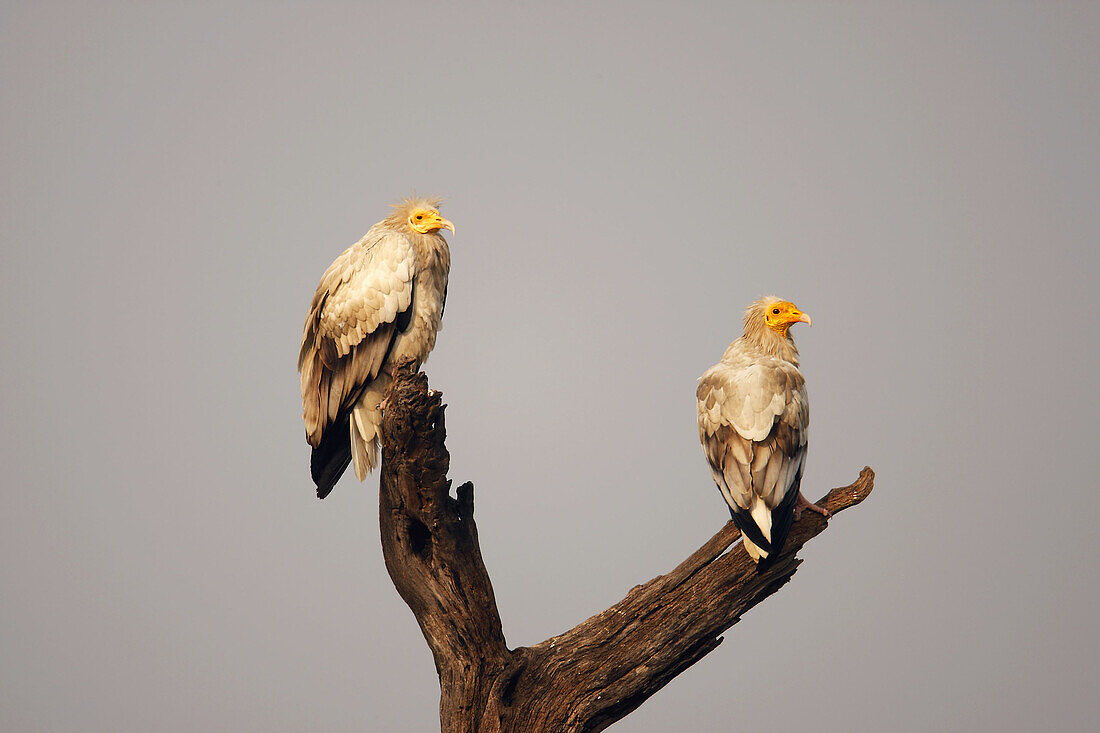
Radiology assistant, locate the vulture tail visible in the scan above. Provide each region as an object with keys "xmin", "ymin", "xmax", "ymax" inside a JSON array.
[
  {"xmin": 349, "ymin": 386, "xmax": 387, "ymax": 480},
  {"xmin": 752, "ymin": 476, "xmax": 804, "ymax": 572},
  {"xmin": 728, "ymin": 506, "xmax": 773, "ymax": 558},
  {"xmin": 311, "ymin": 412, "xmax": 352, "ymax": 499},
  {"xmin": 742, "ymin": 536, "xmax": 767, "ymax": 563}
]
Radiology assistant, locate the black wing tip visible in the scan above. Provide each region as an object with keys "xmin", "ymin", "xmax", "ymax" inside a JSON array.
[
  {"xmin": 765, "ymin": 477, "xmax": 804, "ymax": 562},
  {"xmin": 728, "ymin": 507, "xmax": 773, "ymax": 553},
  {"xmin": 310, "ymin": 414, "xmax": 352, "ymax": 501},
  {"xmin": 749, "ymin": 480, "xmax": 805, "ymax": 572},
  {"xmin": 311, "ymin": 452, "xmax": 349, "ymax": 500},
  {"xmin": 754, "ymin": 553, "xmax": 778, "ymax": 573}
]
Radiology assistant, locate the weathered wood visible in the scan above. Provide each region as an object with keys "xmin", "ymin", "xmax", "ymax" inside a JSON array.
[{"xmin": 378, "ymin": 361, "xmax": 874, "ymax": 732}]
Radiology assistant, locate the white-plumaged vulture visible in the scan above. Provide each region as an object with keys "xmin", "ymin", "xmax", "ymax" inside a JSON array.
[
  {"xmin": 298, "ymin": 197, "xmax": 453, "ymax": 498},
  {"xmin": 696, "ymin": 296, "xmax": 827, "ymax": 565}
]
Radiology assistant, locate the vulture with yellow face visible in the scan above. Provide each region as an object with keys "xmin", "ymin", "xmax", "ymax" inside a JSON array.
[
  {"xmin": 696, "ymin": 296, "xmax": 827, "ymax": 566},
  {"xmin": 298, "ymin": 197, "xmax": 453, "ymax": 498}
]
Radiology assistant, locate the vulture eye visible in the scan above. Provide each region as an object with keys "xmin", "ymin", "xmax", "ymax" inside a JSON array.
[
  {"xmin": 772, "ymin": 308, "xmax": 780, "ymax": 314},
  {"xmin": 415, "ymin": 214, "xmax": 424, "ymax": 220}
]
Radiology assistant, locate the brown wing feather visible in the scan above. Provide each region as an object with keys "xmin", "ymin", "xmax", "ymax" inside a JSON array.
[{"xmin": 299, "ymin": 229, "xmax": 416, "ymax": 447}]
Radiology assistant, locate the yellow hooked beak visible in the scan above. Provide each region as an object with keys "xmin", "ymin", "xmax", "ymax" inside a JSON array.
[
  {"xmin": 796, "ymin": 311, "xmax": 812, "ymax": 327},
  {"xmin": 431, "ymin": 215, "xmax": 455, "ymax": 235}
]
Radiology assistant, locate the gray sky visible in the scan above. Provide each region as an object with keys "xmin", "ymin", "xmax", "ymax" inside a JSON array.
[{"xmin": 2, "ymin": 2, "xmax": 1098, "ymax": 731}]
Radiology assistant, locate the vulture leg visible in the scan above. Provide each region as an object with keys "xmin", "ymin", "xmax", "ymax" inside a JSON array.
[{"xmin": 794, "ymin": 492, "xmax": 829, "ymax": 520}]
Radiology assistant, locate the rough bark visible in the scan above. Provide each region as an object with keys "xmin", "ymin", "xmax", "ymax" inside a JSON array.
[{"xmin": 379, "ymin": 361, "xmax": 874, "ymax": 732}]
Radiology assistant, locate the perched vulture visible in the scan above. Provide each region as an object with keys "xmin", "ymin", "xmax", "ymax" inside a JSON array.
[
  {"xmin": 298, "ymin": 197, "xmax": 453, "ymax": 499},
  {"xmin": 696, "ymin": 296, "xmax": 827, "ymax": 566}
]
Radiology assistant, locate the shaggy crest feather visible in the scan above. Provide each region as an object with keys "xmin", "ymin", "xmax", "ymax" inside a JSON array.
[{"xmin": 384, "ymin": 195, "xmax": 446, "ymax": 227}]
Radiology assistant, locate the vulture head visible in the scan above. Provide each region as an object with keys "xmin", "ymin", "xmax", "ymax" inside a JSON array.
[
  {"xmin": 387, "ymin": 196, "xmax": 455, "ymax": 235},
  {"xmin": 744, "ymin": 296, "xmax": 812, "ymax": 347}
]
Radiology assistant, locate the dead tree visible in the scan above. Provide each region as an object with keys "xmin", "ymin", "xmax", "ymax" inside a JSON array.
[{"xmin": 378, "ymin": 361, "xmax": 874, "ymax": 732}]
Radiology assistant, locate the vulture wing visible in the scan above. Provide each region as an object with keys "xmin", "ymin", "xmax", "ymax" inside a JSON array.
[{"xmin": 299, "ymin": 229, "xmax": 416, "ymax": 497}]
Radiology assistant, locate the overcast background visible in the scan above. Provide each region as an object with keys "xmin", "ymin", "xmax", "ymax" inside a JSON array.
[{"xmin": 3, "ymin": 2, "xmax": 1098, "ymax": 731}]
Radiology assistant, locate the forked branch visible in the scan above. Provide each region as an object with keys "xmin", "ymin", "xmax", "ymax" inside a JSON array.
[{"xmin": 379, "ymin": 361, "xmax": 874, "ymax": 732}]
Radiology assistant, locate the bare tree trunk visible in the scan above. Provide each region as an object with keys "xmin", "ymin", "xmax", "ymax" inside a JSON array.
[{"xmin": 378, "ymin": 361, "xmax": 874, "ymax": 732}]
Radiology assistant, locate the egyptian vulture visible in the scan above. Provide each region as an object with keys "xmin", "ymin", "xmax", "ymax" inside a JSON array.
[
  {"xmin": 298, "ymin": 197, "xmax": 453, "ymax": 498},
  {"xmin": 696, "ymin": 296, "xmax": 827, "ymax": 565}
]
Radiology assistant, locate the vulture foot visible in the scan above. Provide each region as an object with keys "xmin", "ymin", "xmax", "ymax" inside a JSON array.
[{"xmin": 794, "ymin": 492, "xmax": 829, "ymax": 521}]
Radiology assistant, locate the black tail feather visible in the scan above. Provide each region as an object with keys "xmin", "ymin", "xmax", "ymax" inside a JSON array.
[{"xmin": 311, "ymin": 413, "xmax": 351, "ymax": 499}]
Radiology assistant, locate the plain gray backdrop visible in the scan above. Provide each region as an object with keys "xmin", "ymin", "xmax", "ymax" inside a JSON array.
[{"xmin": 3, "ymin": 2, "xmax": 1098, "ymax": 731}]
